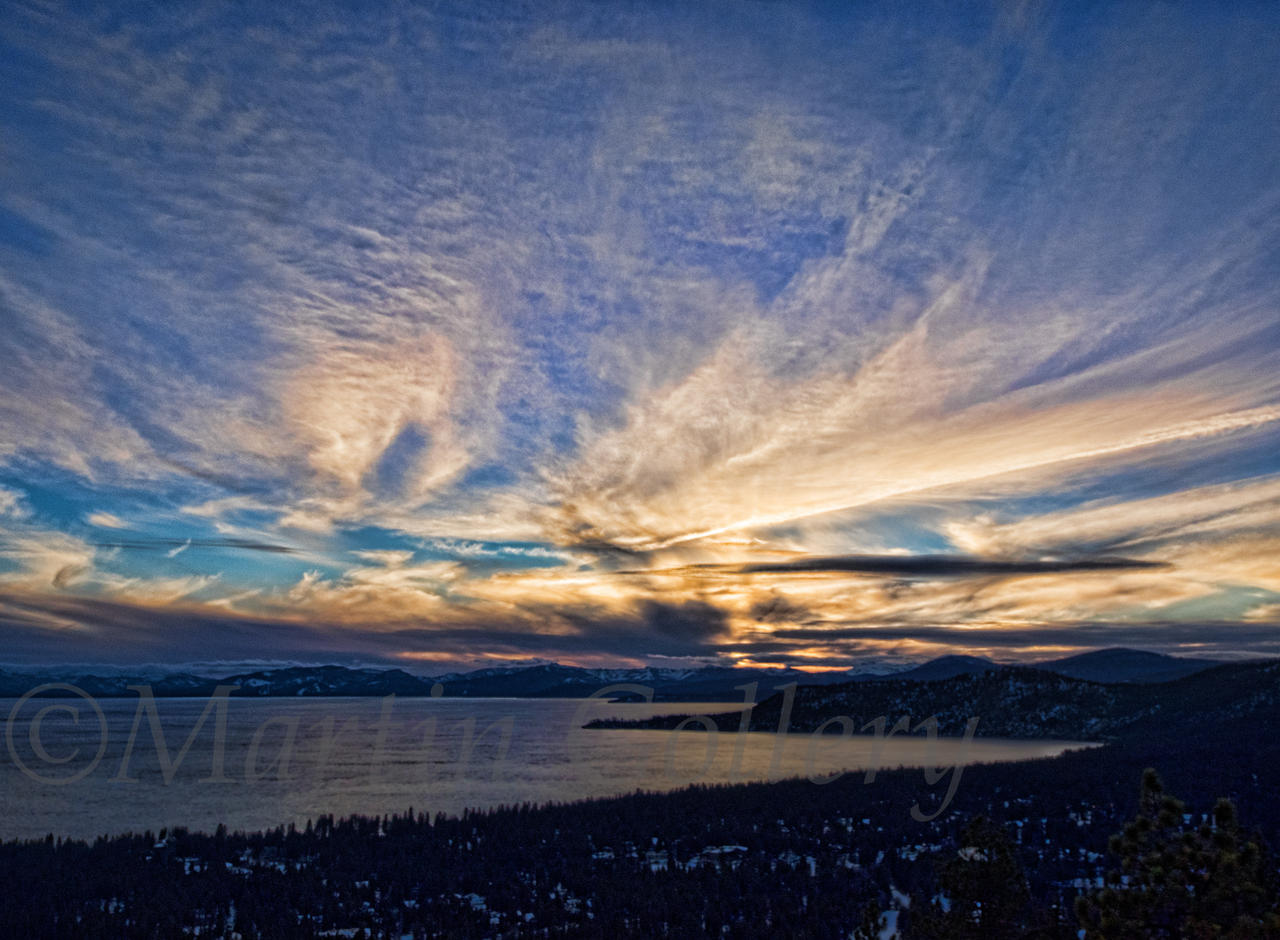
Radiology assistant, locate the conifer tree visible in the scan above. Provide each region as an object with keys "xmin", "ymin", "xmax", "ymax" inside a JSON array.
[
  {"xmin": 1075, "ymin": 767, "xmax": 1280, "ymax": 938},
  {"xmin": 908, "ymin": 815, "xmax": 1034, "ymax": 939}
]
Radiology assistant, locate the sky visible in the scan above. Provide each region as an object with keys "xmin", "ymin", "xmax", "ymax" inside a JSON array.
[{"xmin": 1, "ymin": 1, "xmax": 1278, "ymax": 671}]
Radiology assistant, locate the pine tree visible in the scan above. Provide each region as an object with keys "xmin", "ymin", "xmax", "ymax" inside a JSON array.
[
  {"xmin": 1075, "ymin": 767, "xmax": 1280, "ymax": 938},
  {"xmin": 907, "ymin": 816, "xmax": 1035, "ymax": 939}
]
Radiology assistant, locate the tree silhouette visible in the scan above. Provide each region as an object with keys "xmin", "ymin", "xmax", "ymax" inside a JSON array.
[
  {"xmin": 907, "ymin": 815, "xmax": 1037, "ymax": 939},
  {"xmin": 1076, "ymin": 767, "xmax": 1280, "ymax": 938}
]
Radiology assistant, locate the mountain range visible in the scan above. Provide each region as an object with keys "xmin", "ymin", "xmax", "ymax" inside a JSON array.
[
  {"xmin": 0, "ymin": 648, "xmax": 1231, "ymax": 700},
  {"xmin": 872, "ymin": 648, "xmax": 1223, "ymax": 684},
  {"xmin": 587, "ymin": 657, "xmax": 1280, "ymax": 743}
]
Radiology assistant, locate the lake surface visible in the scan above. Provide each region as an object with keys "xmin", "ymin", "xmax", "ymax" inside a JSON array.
[{"xmin": 0, "ymin": 695, "xmax": 1094, "ymax": 841}]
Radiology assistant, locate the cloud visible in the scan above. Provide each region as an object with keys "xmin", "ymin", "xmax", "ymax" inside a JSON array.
[
  {"xmin": 749, "ymin": 593, "xmax": 813, "ymax": 625},
  {"xmin": 279, "ymin": 332, "xmax": 469, "ymax": 500},
  {"xmin": 350, "ymin": 550, "xmax": 415, "ymax": 568},
  {"xmin": 640, "ymin": 600, "xmax": 731, "ymax": 642},
  {"xmin": 943, "ymin": 476, "xmax": 1280, "ymax": 559},
  {"xmin": 91, "ymin": 538, "xmax": 296, "ymax": 555},
  {"xmin": 0, "ymin": 587, "xmax": 733, "ymax": 667},
  {"xmin": 0, "ymin": 591, "xmax": 359, "ymax": 665},
  {"xmin": 545, "ymin": 315, "xmax": 1280, "ymax": 555},
  {"xmin": 0, "ymin": 486, "xmax": 29, "ymax": 520},
  {"xmin": 86, "ymin": 512, "xmax": 128, "ymax": 529},
  {"xmin": 739, "ymin": 553, "xmax": 1166, "ymax": 578}
]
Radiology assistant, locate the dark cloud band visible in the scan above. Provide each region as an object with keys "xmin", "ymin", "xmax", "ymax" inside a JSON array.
[
  {"xmin": 739, "ymin": 553, "xmax": 1166, "ymax": 577},
  {"xmin": 92, "ymin": 538, "xmax": 296, "ymax": 554},
  {"xmin": 629, "ymin": 553, "xmax": 1167, "ymax": 580}
]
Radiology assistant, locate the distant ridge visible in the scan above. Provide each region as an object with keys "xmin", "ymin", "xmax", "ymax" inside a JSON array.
[
  {"xmin": 0, "ymin": 661, "xmax": 859, "ymax": 702},
  {"xmin": 590, "ymin": 658, "xmax": 1280, "ymax": 742},
  {"xmin": 0, "ymin": 648, "xmax": 1230, "ymax": 699},
  {"xmin": 875, "ymin": 654, "xmax": 999, "ymax": 682},
  {"xmin": 1029, "ymin": 647, "xmax": 1222, "ymax": 683},
  {"xmin": 848, "ymin": 648, "xmax": 1224, "ymax": 685}
]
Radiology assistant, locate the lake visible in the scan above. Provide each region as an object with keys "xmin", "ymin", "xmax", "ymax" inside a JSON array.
[{"xmin": 0, "ymin": 695, "xmax": 1094, "ymax": 841}]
